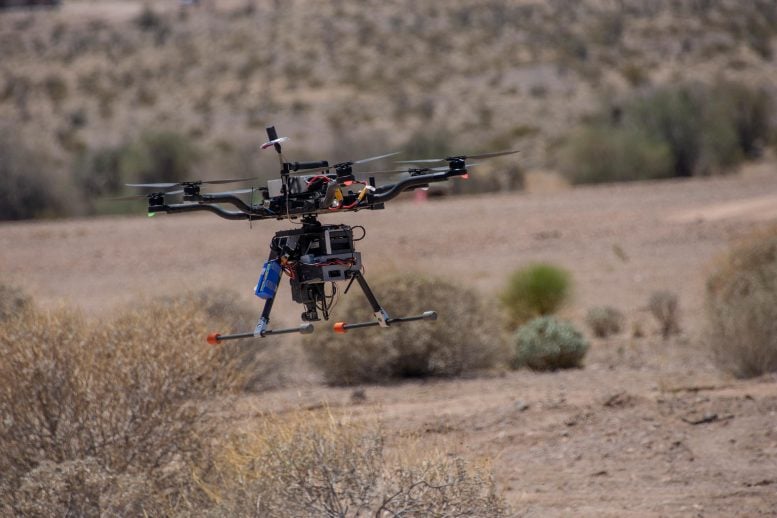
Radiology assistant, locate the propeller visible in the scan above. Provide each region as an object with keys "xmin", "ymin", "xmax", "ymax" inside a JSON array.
[
  {"xmin": 126, "ymin": 177, "xmax": 259, "ymax": 189},
  {"xmin": 289, "ymin": 152, "xmax": 400, "ymax": 175},
  {"xmin": 204, "ymin": 188, "xmax": 255, "ymax": 196},
  {"xmin": 358, "ymin": 163, "xmax": 481, "ymax": 176},
  {"xmin": 112, "ymin": 189, "xmax": 183, "ymax": 201},
  {"xmin": 260, "ymin": 136, "xmax": 289, "ymax": 150},
  {"xmin": 397, "ymin": 149, "xmax": 519, "ymax": 164}
]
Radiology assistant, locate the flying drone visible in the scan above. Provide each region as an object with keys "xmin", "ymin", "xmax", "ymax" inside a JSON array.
[{"xmin": 124, "ymin": 126, "xmax": 518, "ymax": 344}]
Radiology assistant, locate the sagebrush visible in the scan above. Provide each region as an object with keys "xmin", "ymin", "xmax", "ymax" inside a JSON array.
[
  {"xmin": 705, "ymin": 226, "xmax": 777, "ymax": 378},
  {"xmin": 304, "ymin": 275, "xmax": 504, "ymax": 385},
  {"xmin": 513, "ymin": 316, "xmax": 589, "ymax": 370}
]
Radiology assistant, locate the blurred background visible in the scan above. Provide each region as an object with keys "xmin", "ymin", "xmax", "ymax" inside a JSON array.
[{"xmin": 1, "ymin": 0, "xmax": 775, "ymax": 220}]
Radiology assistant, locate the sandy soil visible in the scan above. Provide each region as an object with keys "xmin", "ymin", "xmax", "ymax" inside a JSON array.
[{"xmin": 2, "ymin": 168, "xmax": 777, "ymax": 516}]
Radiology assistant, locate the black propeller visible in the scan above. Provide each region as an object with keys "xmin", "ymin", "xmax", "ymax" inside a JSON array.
[
  {"xmin": 361, "ymin": 163, "xmax": 481, "ymax": 176},
  {"xmin": 112, "ymin": 189, "xmax": 183, "ymax": 201},
  {"xmin": 289, "ymin": 152, "xmax": 400, "ymax": 175},
  {"xmin": 126, "ymin": 177, "xmax": 258, "ymax": 189},
  {"xmin": 397, "ymin": 150, "xmax": 519, "ymax": 164}
]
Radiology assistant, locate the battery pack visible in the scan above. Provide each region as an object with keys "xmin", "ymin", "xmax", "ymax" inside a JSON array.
[{"xmin": 255, "ymin": 260, "xmax": 282, "ymax": 299}]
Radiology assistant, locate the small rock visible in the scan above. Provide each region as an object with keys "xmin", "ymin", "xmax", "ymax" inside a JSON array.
[{"xmin": 514, "ymin": 400, "xmax": 530, "ymax": 412}]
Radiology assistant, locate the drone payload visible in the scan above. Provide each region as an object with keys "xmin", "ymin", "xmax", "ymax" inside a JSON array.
[{"xmin": 124, "ymin": 126, "xmax": 518, "ymax": 343}]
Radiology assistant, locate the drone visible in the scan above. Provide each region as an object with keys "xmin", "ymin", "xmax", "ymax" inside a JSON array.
[{"xmin": 124, "ymin": 126, "xmax": 518, "ymax": 344}]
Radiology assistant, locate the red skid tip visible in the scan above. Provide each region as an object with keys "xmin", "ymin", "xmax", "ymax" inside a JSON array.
[
  {"xmin": 206, "ymin": 332, "xmax": 222, "ymax": 346},
  {"xmin": 333, "ymin": 322, "xmax": 347, "ymax": 334},
  {"xmin": 462, "ymin": 173, "xmax": 469, "ymax": 179}
]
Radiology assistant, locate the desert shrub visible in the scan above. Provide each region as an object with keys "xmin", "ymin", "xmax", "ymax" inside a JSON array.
[
  {"xmin": 0, "ymin": 282, "xmax": 32, "ymax": 321},
  {"xmin": 73, "ymin": 146, "xmax": 124, "ymax": 197},
  {"xmin": 0, "ymin": 297, "xmax": 242, "ymax": 514},
  {"xmin": 207, "ymin": 412, "xmax": 508, "ymax": 517},
  {"xmin": 705, "ymin": 226, "xmax": 777, "ymax": 378},
  {"xmin": 585, "ymin": 306, "xmax": 624, "ymax": 338},
  {"xmin": 512, "ymin": 316, "xmax": 589, "ymax": 370},
  {"xmin": 562, "ymin": 81, "xmax": 773, "ymax": 183},
  {"xmin": 0, "ymin": 128, "xmax": 74, "ymax": 220},
  {"xmin": 118, "ymin": 131, "xmax": 199, "ymax": 185},
  {"xmin": 304, "ymin": 275, "xmax": 503, "ymax": 385},
  {"xmin": 559, "ymin": 125, "xmax": 672, "ymax": 184},
  {"xmin": 501, "ymin": 263, "xmax": 571, "ymax": 327},
  {"xmin": 648, "ymin": 290, "xmax": 680, "ymax": 339}
]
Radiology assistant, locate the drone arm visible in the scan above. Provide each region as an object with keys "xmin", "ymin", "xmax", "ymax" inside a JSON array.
[
  {"xmin": 200, "ymin": 193, "xmax": 255, "ymax": 213},
  {"xmin": 370, "ymin": 171, "xmax": 451, "ymax": 203},
  {"xmin": 150, "ymin": 203, "xmax": 254, "ymax": 220}
]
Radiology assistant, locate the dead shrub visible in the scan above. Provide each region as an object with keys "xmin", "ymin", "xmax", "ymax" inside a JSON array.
[
  {"xmin": 648, "ymin": 290, "xmax": 680, "ymax": 339},
  {"xmin": 159, "ymin": 289, "xmax": 291, "ymax": 391},
  {"xmin": 585, "ymin": 306, "xmax": 625, "ymax": 338},
  {"xmin": 304, "ymin": 275, "xmax": 504, "ymax": 385},
  {"xmin": 0, "ymin": 297, "xmax": 241, "ymax": 514},
  {"xmin": 706, "ymin": 226, "xmax": 777, "ymax": 377},
  {"xmin": 207, "ymin": 412, "xmax": 508, "ymax": 517}
]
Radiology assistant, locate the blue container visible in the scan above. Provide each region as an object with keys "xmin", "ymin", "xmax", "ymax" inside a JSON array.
[{"xmin": 255, "ymin": 260, "xmax": 282, "ymax": 300}]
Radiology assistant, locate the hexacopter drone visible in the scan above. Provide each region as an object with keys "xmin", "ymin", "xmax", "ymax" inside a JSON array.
[{"xmin": 125, "ymin": 126, "xmax": 517, "ymax": 344}]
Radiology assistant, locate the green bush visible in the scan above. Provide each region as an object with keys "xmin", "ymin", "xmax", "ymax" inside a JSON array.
[
  {"xmin": 118, "ymin": 131, "xmax": 199, "ymax": 185},
  {"xmin": 560, "ymin": 125, "xmax": 672, "ymax": 184},
  {"xmin": 512, "ymin": 316, "xmax": 589, "ymax": 370},
  {"xmin": 304, "ymin": 275, "xmax": 503, "ymax": 385},
  {"xmin": 501, "ymin": 263, "xmax": 571, "ymax": 327},
  {"xmin": 705, "ymin": 226, "xmax": 777, "ymax": 378},
  {"xmin": 585, "ymin": 306, "xmax": 624, "ymax": 338},
  {"xmin": 562, "ymin": 80, "xmax": 774, "ymax": 184}
]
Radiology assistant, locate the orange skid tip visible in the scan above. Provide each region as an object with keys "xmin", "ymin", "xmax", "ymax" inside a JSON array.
[
  {"xmin": 333, "ymin": 322, "xmax": 347, "ymax": 334},
  {"xmin": 206, "ymin": 332, "xmax": 222, "ymax": 346},
  {"xmin": 462, "ymin": 173, "xmax": 470, "ymax": 179}
]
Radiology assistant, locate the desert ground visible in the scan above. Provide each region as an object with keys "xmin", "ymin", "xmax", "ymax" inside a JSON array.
[{"xmin": 2, "ymin": 167, "xmax": 777, "ymax": 516}]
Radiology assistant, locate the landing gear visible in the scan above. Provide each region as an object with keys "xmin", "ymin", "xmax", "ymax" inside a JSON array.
[{"xmin": 206, "ymin": 214, "xmax": 435, "ymax": 344}]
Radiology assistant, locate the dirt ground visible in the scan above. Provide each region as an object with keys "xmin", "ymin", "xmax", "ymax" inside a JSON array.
[{"xmin": 2, "ymin": 167, "xmax": 777, "ymax": 516}]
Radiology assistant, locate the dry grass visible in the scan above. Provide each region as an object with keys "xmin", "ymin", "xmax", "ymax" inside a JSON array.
[
  {"xmin": 648, "ymin": 290, "xmax": 681, "ymax": 339},
  {"xmin": 205, "ymin": 411, "xmax": 508, "ymax": 517},
  {"xmin": 705, "ymin": 225, "xmax": 777, "ymax": 378},
  {"xmin": 0, "ymin": 291, "xmax": 242, "ymax": 514}
]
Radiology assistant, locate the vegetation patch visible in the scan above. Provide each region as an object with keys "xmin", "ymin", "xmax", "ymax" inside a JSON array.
[
  {"xmin": 207, "ymin": 412, "xmax": 508, "ymax": 517},
  {"xmin": 304, "ymin": 274, "xmax": 504, "ymax": 385},
  {"xmin": 501, "ymin": 263, "xmax": 571, "ymax": 328},
  {"xmin": 705, "ymin": 226, "xmax": 777, "ymax": 378},
  {"xmin": 513, "ymin": 316, "xmax": 589, "ymax": 370}
]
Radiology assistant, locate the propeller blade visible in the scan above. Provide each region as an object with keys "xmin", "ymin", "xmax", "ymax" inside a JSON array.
[
  {"xmin": 396, "ymin": 158, "xmax": 445, "ymax": 164},
  {"xmin": 464, "ymin": 149, "xmax": 520, "ymax": 160},
  {"xmin": 353, "ymin": 151, "xmax": 400, "ymax": 165},
  {"xmin": 202, "ymin": 177, "xmax": 258, "ymax": 185},
  {"xmin": 126, "ymin": 182, "xmax": 179, "ymax": 189},
  {"xmin": 206, "ymin": 188, "xmax": 255, "ymax": 196},
  {"xmin": 260, "ymin": 136, "xmax": 289, "ymax": 149},
  {"xmin": 126, "ymin": 177, "xmax": 258, "ymax": 189},
  {"xmin": 398, "ymin": 150, "xmax": 519, "ymax": 164},
  {"xmin": 111, "ymin": 189, "xmax": 182, "ymax": 201}
]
